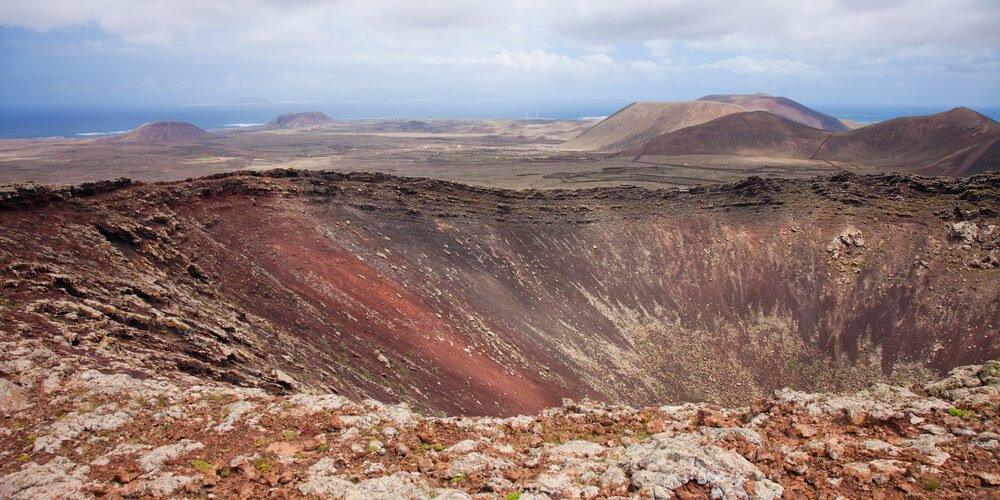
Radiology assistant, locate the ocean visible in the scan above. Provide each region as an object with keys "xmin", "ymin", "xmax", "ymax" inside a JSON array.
[
  {"xmin": 0, "ymin": 105, "xmax": 297, "ymax": 139},
  {"xmin": 1, "ymin": 103, "xmax": 998, "ymax": 139}
]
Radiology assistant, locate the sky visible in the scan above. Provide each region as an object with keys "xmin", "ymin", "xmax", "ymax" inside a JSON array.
[{"xmin": 1, "ymin": 0, "xmax": 999, "ymax": 116}]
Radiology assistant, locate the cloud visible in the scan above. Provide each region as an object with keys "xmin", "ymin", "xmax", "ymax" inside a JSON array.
[
  {"xmin": 702, "ymin": 56, "xmax": 820, "ymax": 76},
  {"xmin": 4, "ymin": 0, "xmax": 998, "ymax": 53},
  {"xmin": 550, "ymin": 0, "xmax": 1000, "ymax": 52},
  {"xmin": 483, "ymin": 50, "xmax": 619, "ymax": 78},
  {"xmin": 0, "ymin": 0, "xmax": 997, "ymax": 107}
]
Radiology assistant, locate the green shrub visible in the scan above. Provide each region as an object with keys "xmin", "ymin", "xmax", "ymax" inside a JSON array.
[
  {"xmin": 190, "ymin": 460, "xmax": 213, "ymax": 473},
  {"xmin": 947, "ymin": 407, "xmax": 973, "ymax": 418},
  {"xmin": 253, "ymin": 458, "xmax": 273, "ymax": 473}
]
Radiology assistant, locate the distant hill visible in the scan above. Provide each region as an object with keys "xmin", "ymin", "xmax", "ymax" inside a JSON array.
[
  {"xmin": 631, "ymin": 106, "xmax": 999, "ymax": 176},
  {"xmin": 111, "ymin": 122, "xmax": 211, "ymax": 143},
  {"xmin": 634, "ymin": 111, "xmax": 833, "ymax": 158},
  {"xmin": 559, "ymin": 101, "xmax": 746, "ymax": 152},
  {"xmin": 698, "ymin": 94, "xmax": 849, "ymax": 132},
  {"xmin": 812, "ymin": 107, "xmax": 1000, "ymax": 176},
  {"xmin": 264, "ymin": 112, "xmax": 334, "ymax": 130}
]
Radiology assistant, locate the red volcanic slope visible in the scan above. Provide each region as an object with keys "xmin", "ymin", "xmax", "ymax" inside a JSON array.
[
  {"xmin": 635, "ymin": 111, "xmax": 833, "ymax": 158},
  {"xmin": 1, "ymin": 171, "xmax": 998, "ymax": 417},
  {"xmin": 698, "ymin": 93, "xmax": 849, "ymax": 132},
  {"xmin": 812, "ymin": 107, "xmax": 1000, "ymax": 176},
  {"xmin": 111, "ymin": 121, "xmax": 212, "ymax": 143},
  {"xmin": 264, "ymin": 111, "xmax": 334, "ymax": 130}
]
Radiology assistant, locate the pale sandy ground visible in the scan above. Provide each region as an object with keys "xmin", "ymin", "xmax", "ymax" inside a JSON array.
[{"xmin": 0, "ymin": 120, "xmax": 863, "ymax": 189}]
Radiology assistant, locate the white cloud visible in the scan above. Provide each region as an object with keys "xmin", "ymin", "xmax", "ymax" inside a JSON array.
[
  {"xmin": 4, "ymin": 0, "xmax": 998, "ymax": 54},
  {"xmin": 702, "ymin": 56, "xmax": 820, "ymax": 76},
  {"xmin": 478, "ymin": 50, "xmax": 620, "ymax": 79},
  {"xmin": 0, "ymin": 0, "xmax": 997, "ymax": 107}
]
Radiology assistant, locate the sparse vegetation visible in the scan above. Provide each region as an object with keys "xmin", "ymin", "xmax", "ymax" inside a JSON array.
[
  {"xmin": 253, "ymin": 458, "xmax": 273, "ymax": 473},
  {"xmin": 190, "ymin": 460, "xmax": 213, "ymax": 473},
  {"xmin": 948, "ymin": 407, "xmax": 974, "ymax": 418}
]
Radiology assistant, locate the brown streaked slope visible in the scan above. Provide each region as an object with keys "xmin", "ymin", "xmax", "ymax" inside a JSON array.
[
  {"xmin": 107, "ymin": 121, "xmax": 212, "ymax": 143},
  {"xmin": 0, "ymin": 170, "xmax": 997, "ymax": 417},
  {"xmin": 634, "ymin": 111, "xmax": 833, "ymax": 158},
  {"xmin": 264, "ymin": 111, "xmax": 335, "ymax": 130},
  {"xmin": 698, "ymin": 93, "xmax": 850, "ymax": 132},
  {"xmin": 559, "ymin": 101, "xmax": 746, "ymax": 152},
  {"xmin": 813, "ymin": 107, "xmax": 1000, "ymax": 175}
]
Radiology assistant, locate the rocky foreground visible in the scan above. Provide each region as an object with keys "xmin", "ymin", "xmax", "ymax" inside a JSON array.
[{"xmin": 1, "ymin": 327, "xmax": 997, "ymax": 498}]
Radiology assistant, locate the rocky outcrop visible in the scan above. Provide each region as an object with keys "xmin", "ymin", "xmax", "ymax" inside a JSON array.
[{"xmin": 0, "ymin": 328, "xmax": 997, "ymax": 498}]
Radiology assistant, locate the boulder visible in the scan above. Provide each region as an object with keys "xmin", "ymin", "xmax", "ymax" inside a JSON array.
[{"xmin": 0, "ymin": 378, "xmax": 27, "ymax": 414}]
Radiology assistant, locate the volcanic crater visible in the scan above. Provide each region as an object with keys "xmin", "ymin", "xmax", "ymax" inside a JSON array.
[{"xmin": 2, "ymin": 170, "xmax": 997, "ymax": 418}]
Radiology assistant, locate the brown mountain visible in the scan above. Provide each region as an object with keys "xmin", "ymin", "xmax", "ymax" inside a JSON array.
[
  {"xmin": 812, "ymin": 107, "xmax": 1000, "ymax": 176},
  {"xmin": 559, "ymin": 101, "xmax": 746, "ymax": 152},
  {"xmin": 110, "ymin": 121, "xmax": 211, "ymax": 143},
  {"xmin": 698, "ymin": 93, "xmax": 849, "ymax": 132},
  {"xmin": 635, "ymin": 111, "xmax": 833, "ymax": 158},
  {"xmin": 264, "ymin": 111, "xmax": 334, "ymax": 130}
]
